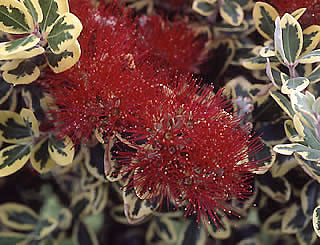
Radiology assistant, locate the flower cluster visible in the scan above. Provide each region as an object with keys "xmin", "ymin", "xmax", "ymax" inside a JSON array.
[
  {"xmin": 44, "ymin": 0, "xmax": 261, "ymax": 225},
  {"xmin": 268, "ymin": 0, "xmax": 320, "ymax": 26}
]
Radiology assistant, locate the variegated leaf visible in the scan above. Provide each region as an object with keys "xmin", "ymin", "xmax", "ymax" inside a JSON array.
[
  {"xmin": 91, "ymin": 185, "xmax": 108, "ymax": 215},
  {"xmin": 70, "ymin": 192, "xmax": 92, "ymax": 219},
  {"xmin": 220, "ymin": 0, "xmax": 243, "ymax": 26},
  {"xmin": 274, "ymin": 143, "xmax": 320, "ymax": 161},
  {"xmin": 262, "ymin": 208, "xmax": 286, "ymax": 235},
  {"xmin": 0, "ymin": 0, "xmax": 33, "ymax": 34},
  {"xmin": 0, "ymin": 232, "xmax": 27, "ymax": 245},
  {"xmin": 21, "ymin": 0, "xmax": 43, "ymax": 23},
  {"xmin": 47, "ymin": 13, "xmax": 82, "ymax": 54},
  {"xmin": 290, "ymin": 8, "xmax": 306, "ymax": 20},
  {"xmin": 297, "ymin": 222, "xmax": 318, "ymax": 245},
  {"xmin": 0, "ymin": 203, "xmax": 39, "ymax": 230},
  {"xmin": 266, "ymin": 62, "xmax": 285, "ymax": 88},
  {"xmin": 282, "ymin": 203, "xmax": 309, "ymax": 234},
  {"xmin": 279, "ymin": 14, "xmax": 303, "ymax": 64},
  {"xmin": 307, "ymin": 64, "xmax": 320, "ymax": 84},
  {"xmin": 257, "ymin": 172, "xmax": 291, "ymax": 203},
  {"xmin": 72, "ymin": 221, "xmax": 99, "ymax": 245},
  {"xmin": 48, "ymin": 135, "xmax": 74, "ymax": 166},
  {"xmin": 284, "ymin": 119, "xmax": 303, "ymax": 142},
  {"xmin": 46, "ymin": 40, "xmax": 80, "ymax": 73},
  {"xmin": 205, "ymin": 213, "xmax": 231, "ymax": 239},
  {"xmin": 0, "ymin": 46, "xmax": 45, "ymax": 61},
  {"xmin": 38, "ymin": 0, "xmax": 69, "ymax": 33},
  {"xmin": 242, "ymin": 55, "xmax": 278, "ymax": 70},
  {"xmin": 3, "ymin": 60, "xmax": 40, "ymax": 84},
  {"xmin": 0, "ymin": 59, "xmax": 23, "ymax": 71},
  {"xmin": 301, "ymin": 180, "xmax": 320, "ymax": 217},
  {"xmin": 313, "ymin": 205, "xmax": 320, "ymax": 237},
  {"xmin": 300, "ymin": 25, "xmax": 320, "ymax": 58},
  {"xmin": 295, "ymin": 154, "xmax": 320, "ymax": 184},
  {"xmin": 30, "ymin": 137, "xmax": 56, "ymax": 173},
  {"xmin": 33, "ymin": 217, "xmax": 58, "ymax": 239},
  {"xmin": 84, "ymin": 144, "xmax": 107, "ymax": 182},
  {"xmin": 0, "ymin": 34, "xmax": 39, "ymax": 57},
  {"xmin": 0, "ymin": 144, "xmax": 31, "ymax": 177},
  {"xmin": 0, "ymin": 110, "xmax": 32, "ymax": 143},
  {"xmin": 192, "ymin": 0, "xmax": 216, "ymax": 17},
  {"xmin": 253, "ymin": 2, "xmax": 278, "ymax": 40},
  {"xmin": 0, "ymin": 78, "xmax": 13, "ymax": 105},
  {"xmin": 180, "ymin": 220, "xmax": 207, "ymax": 244},
  {"xmin": 271, "ymin": 154, "xmax": 298, "ymax": 177},
  {"xmin": 299, "ymin": 49, "xmax": 320, "ymax": 64},
  {"xmin": 20, "ymin": 108, "xmax": 39, "ymax": 137},
  {"xmin": 269, "ymin": 90, "xmax": 294, "ymax": 118},
  {"xmin": 123, "ymin": 187, "xmax": 159, "ymax": 224},
  {"xmin": 281, "ymin": 77, "xmax": 309, "ymax": 95},
  {"xmin": 259, "ymin": 46, "xmax": 275, "ymax": 58}
]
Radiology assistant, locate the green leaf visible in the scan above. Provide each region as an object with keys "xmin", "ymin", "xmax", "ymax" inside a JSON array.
[
  {"xmin": 300, "ymin": 25, "xmax": 320, "ymax": 58},
  {"xmin": 279, "ymin": 14, "xmax": 303, "ymax": 64},
  {"xmin": 46, "ymin": 40, "xmax": 80, "ymax": 73},
  {"xmin": 0, "ymin": 0, "xmax": 33, "ymax": 34},
  {"xmin": 0, "ymin": 144, "xmax": 31, "ymax": 177},
  {"xmin": 274, "ymin": 143, "xmax": 320, "ymax": 161},
  {"xmin": 313, "ymin": 205, "xmax": 320, "ymax": 237},
  {"xmin": 269, "ymin": 90, "xmax": 295, "ymax": 118},
  {"xmin": 220, "ymin": 0, "xmax": 243, "ymax": 26},
  {"xmin": 21, "ymin": 0, "xmax": 43, "ymax": 23},
  {"xmin": 0, "ymin": 232, "xmax": 27, "ymax": 245},
  {"xmin": 2, "ymin": 59, "xmax": 40, "ymax": 85},
  {"xmin": 281, "ymin": 77, "xmax": 310, "ymax": 95},
  {"xmin": 299, "ymin": 49, "xmax": 320, "ymax": 64},
  {"xmin": 73, "ymin": 221, "xmax": 99, "ymax": 245},
  {"xmin": 0, "ymin": 203, "xmax": 39, "ymax": 230},
  {"xmin": 0, "ymin": 110, "xmax": 32, "ymax": 143},
  {"xmin": 47, "ymin": 13, "xmax": 82, "ymax": 54},
  {"xmin": 284, "ymin": 119, "xmax": 303, "ymax": 142},
  {"xmin": 0, "ymin": 78, "xmax": 13, "ymax": 105},
  {"xmin": 266, "ymin": 62, "xmax": 284, "ymax": 88},
  {"xmin": 192, "ymin": 0, "xmax": 216, "ymax": 16},
  {"xmin": 282, "ymin": 203, "xmax": 309, "ymax": 233},
  {"xmin": 31, "ymin": 137, "xmax": 56, "ymax": 174},
  {"xmin": 0, "ymin": 34, "xmax": 39, "ymax": 57},
  {"xmin": 38, "ymin": 0, "xmax": 69, "ymax": 33},
  {"xmin": 253, "ymin": 2, "xmax": 278, "ymax": 40},
  {"xmin": 251, "ymin": 141, "xmax": 275, "ymax": 174},
  {"xmin": 48, "ymin": 135, "xmax": 74, "ymax": 166}
]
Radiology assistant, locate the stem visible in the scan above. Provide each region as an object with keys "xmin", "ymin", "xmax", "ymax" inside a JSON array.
[{"xmin": 288, "ymin": 63, "xmax": 297, "ymax": 78}]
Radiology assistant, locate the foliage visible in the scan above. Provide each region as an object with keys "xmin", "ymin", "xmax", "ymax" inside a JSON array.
[{"xmin": 0, "ymin": 0, "xmax": 320, "ymax": 244}]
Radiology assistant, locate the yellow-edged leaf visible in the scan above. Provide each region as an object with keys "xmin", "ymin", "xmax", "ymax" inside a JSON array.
[
  {"xmin": 30, "ymin": 137, "xmax": 56, "ymax": 173},
  {"xmin": 3, "ymin": 60, "xmax": 40, "ymax": 85},
  {"xmin": 0, "ymin": 232, "xmax": 27, "ymax": 245},
  {"xmin": 0, "ymin": 46, "xmax": 45, "ymax": 60},
  {"xmin": 220, "ymin": 0, "xmax": 243, "ymax": 26},
  {"xmin": 0, "ymin": 110, "xmax": 32, "ymax": 143},
  {"xmin": 0, "ymin": 144, "xmax": 31, "ymax": 177},
  {"xmin": 47, "ymin": 13, "xmax": 82, "ymax": 54},
  {"xmin": 0, "ymin": 34, "xmax": 39, "ymax": 57},
  {"xmin": 47, "ymin": 40, "xmax": 80, "ymax": 73},
  {"xmin": 300, "ymin": 25, "xmax": 320, "ymax": 57},
  {"xmin": 0, "ymin": 59, "xmax": 23, "ymax": 71},
  {"xmin": 0, "ymin": 203, "xmax": 39, "ymax": 230},
  {"xmin": 280, "ymin": 13, "xmax": 303, "ymax": 64},
  {"xmin": 313, "ymin": 205, "xmax": 320, "ymax": 237},
  {"xmin": 291, "ymin": 8, "xmax": 306, "ymax": 20},
  {"xmin": 21, "ymin": 0, "xmax": 43, "ymax": 23},
  {"xmin": 0, "ymin": 0, "xmax": 34, "ymax": 34},
  {"xmin": 48, "ymin": 136, "xmax": 75, "ymax": 166},
  {"xmin": 253, "ymin": 2, "xmax": 278, "ymax": 40},
  {"xmin": 20, "ymin": 108, "xmax": 39, "ymax": 137}
]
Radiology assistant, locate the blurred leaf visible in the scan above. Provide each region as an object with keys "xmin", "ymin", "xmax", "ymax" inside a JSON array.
[
  {"xmin": 192, "ymin": 0, "xmax": 216, "ymax": 16},
  {"xmin": 0, "ymin": 203, "xmax": 39, "ymax": 231},
  {"xmin": 0, "ymin": 232, "xmax": 27, "ymax": 245},
  {"xmin": 263, "ymin": 208, "xmax": 286, "ymax": 235},
  {"xmin": 282, "ymin": 202, "xmax": 309, "ymax": 233},
  {"xmin": 300, "ymin": 25, "xmax": 320, "ymax": 57},
  {"xmin": 72, "ymin": 221, "xmax": 99, "ymax": 245},
  {"xmin": 48, "ymin": 135, "xmax": 74, "ymax": 166},
  {"xmin": 220, "ymin": 0, "xmax": 243, "ymax": 26}
]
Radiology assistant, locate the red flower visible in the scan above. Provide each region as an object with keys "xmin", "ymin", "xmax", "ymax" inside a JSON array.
[
  {"xmin": 117, "ymin": 75, "xmax": 262, "ymax": 225},
  {"xmin": 44, "ymin": 1, "xmax": 158, "ymax": 143},
  {"xmin": 268, "ymin": 0, "xmax": 320, "ymax": 26},
  {"xmin": 137, "ymin": 15, "xmax": 204, "ymax": 75}
]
